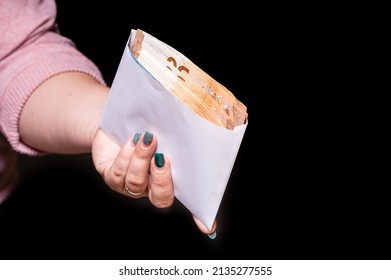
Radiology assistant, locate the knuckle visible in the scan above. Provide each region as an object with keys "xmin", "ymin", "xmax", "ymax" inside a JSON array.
[
  {"xmin": 105, "ymin": 169, "xmax": 125, "ymax": 187},
  {"xmin": 150, "ymin": 189, "xmax": 174, "ymax": 208},
  {"xmin": 152, "ymin": 197, "xmax": 174, "ymax": 208},
  {"xmin": 152, "ymin": 176, "xmax": 171, "ymax": 188},
  {"xmin": 126, "ymin": 174, "xmax": 146, "ymax": 187},
  {"xmin": 112, "ymin": 167, "xmax": 125, "ymax": 179}
]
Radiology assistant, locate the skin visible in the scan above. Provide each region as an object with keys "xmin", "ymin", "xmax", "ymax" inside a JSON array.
[{"xmin": 19, "ymin": 72, "xmax": 217, "ymax": 235}]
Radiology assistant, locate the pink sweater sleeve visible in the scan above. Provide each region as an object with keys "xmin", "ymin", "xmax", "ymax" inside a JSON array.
[{"xmin": 0, "ymin": 0, "xmax": 106, "ymax": 156}]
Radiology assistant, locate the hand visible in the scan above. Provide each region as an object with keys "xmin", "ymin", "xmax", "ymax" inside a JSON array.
[
  {"xmin": 92, "ymin": 130, "xmax": 173, "ymax": 206},
  {"xmin": 91, "ymin": 129, "xmax": 217, "ymax": 237}
]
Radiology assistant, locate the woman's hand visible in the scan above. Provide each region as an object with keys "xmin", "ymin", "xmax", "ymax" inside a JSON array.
[
  {"xmin": 92, "ymin": 130, "xmax": 174, "ymax": 207},
  {"xmin": 91, "ymin": 129, "xmax": 217, "ymax": 237}
]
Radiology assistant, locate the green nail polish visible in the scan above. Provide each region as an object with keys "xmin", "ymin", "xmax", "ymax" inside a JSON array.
[
  {"xmin": 132, "ymin": 133, "xmax": 141, "ymax": 144},
  {"xmin": 143, "ymin": 131, "xmax": 153, "ymax": 145},
  {"xmin": 208, "ymin": 231, "xmax": 217, "ymax": 240},
  {"xmin": 155, "ymin": 153, "xmax": 164, "ymax": 168}
]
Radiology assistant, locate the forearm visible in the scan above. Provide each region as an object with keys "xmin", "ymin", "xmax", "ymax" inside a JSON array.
[{"xmin": 19, "ymin": 72, "xmax": 109, "ymax": 154}]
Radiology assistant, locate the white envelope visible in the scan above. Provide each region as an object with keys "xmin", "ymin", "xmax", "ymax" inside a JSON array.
[{"xmin": 100, "ymin": 29, "xmax": 248, "ymax": 230}]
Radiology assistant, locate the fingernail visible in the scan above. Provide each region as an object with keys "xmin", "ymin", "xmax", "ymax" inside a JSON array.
[
  {"xmin": 154, "ymin": 153, "xmax": 164, "ymax": 168},
  {"xmin": 143, "ymin": 131, "xmax": 153, "ymax": 146},
  {"xmin": 208, "ymin": 231, "xmax": 217, "ymax": 240},
  {"xmin": 132, "ymin": 132, "xmax": 141, "ymax": 144}
]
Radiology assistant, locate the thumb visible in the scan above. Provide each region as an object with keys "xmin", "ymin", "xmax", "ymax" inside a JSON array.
[{"xmin": 193, "ymin": 215, "xmax": 218, "ymax": 239}]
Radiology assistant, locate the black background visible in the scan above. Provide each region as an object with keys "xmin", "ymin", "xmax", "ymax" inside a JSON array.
[{"xmin": 1, "ymin": 1, "xmax": 388, "ymax": 260}]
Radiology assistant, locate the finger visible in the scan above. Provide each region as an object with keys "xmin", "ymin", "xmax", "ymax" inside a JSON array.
[
  {"xmin": 103, "ymin": 133, "xmax": 137, "ymax": 192},
  {"xmin": 148, "ymin": 153, "xmax": 174, "ymax": 208},
  {"xmin": 193, "ymin": 216, "xmax": 218, "ymax": 239},
  {"xmin": 124, "ymin": 131, "xmax": 156, "ymax": 195}
]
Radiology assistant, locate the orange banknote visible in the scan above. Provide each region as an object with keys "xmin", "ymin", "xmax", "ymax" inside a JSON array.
[{"xmin": 130, "ymin": 29, "xmax": 248, "ymax": 130}]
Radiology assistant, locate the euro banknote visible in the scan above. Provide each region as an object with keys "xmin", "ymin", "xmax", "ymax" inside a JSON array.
[{"xmin": 130, "ymin": 29, "xmax": 248, "ymax": 130}]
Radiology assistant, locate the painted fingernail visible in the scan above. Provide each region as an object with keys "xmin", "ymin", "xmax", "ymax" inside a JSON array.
[
  {"xmin": 154, "ymin": 153, "xmax": 165, "ymax": 168},
  {"xmin": 143, "ymin": 131, "xmax": 153, "ymax": 146},
  {"xmin": 132, "ymin": 132, "xmax": 141, "ymax": 144},
  {"xmin": 208, "ymin": 231, "xmax": 217, "ymax": 240}
]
